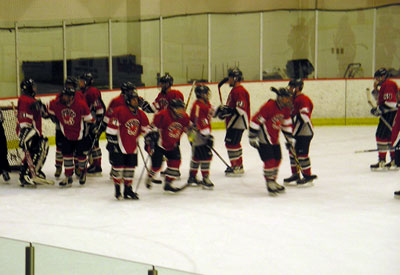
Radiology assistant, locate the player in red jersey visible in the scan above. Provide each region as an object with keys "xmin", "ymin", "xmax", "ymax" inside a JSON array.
[
  {"xmin": 139, "ymin": 73, "xmax": 184, "ymax": 113},
  {"xmin": 248, "ymin": 87, "xmax": 293, "ymax": 195},
  {"xmin": 48, "ymin": 87, "xmax": 95, "ymax": 187},
  {"xmin": 144, "ymin": 99, "xmax": 191, "ymax": 192},
  {"xmin": 106, "ymin": 86, "xmax": 150, "ymax": 200},
  {"xmin": 369, "ymin": 68, "xmax": 398, "ymax": 170},
  {"xmin": 17, "ymin": 78, "xmax": 51, "ymax": 186},
  {"xmin": 284, "ymin": 79, "xmax": 317, "ymax": 185},
  {"xmin": 187, "ymin": 85, "xmax": 215, "ymax": 189},
  {"xmin": 79, "ymin": 73, "xmax": 105, "ymax": 176},
  {"xmin": 215, "ymin": 68, "xmax": 250, "ymax": 176}
]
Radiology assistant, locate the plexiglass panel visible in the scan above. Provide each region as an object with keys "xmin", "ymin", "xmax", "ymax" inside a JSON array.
[
  {"xmin": 140, "ymin": 19, "xmax": 160, "ymax": 87},
  {"xmin": 18, "ymin": 25, "xmax": 63, "ymax": 95},
  {"xmin": 0, "ymin": 25, "xmax": 17, "ymax": 97},
  {"xmin": 317, "ymin": 9, "xmax": 374, "ymax": 78},
  {"xmin": 263, "ymin": 10, "xmax": 315, "ymax": 80},
  {"xmin": 376, "ymin": 6, "xmax": 400, "ymax": 74},
  {"xmin": 163, "ymin": 15, "xmax": 208, "ymax": 84},
  {"xmin": 66, "ymin": 22, "xmax": 109, "ymax": 89},
  {"xmin": 211, "ymin": 13, "xmax": 260, "ymax": 82},
  {"xmin": 0, "ymin": 237, "xmax": 29, "ymax": 274}
]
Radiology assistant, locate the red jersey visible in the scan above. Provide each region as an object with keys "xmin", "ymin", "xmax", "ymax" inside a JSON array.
[
  {"xmin": 190, "ymin": 99, "xmax": 213, "ymax": 136},
  {"xmin": 48, "ymin": 97, "xmax": 94, "ymax": 141},
  {"xmin": 82, "ymin": 86, "xmax": 105, "ymax": 119},
  {"xmin": 152, "ymin": 109, "xmax": 190, "ymax": 151},
  {"xmin": 152, "ymin": 89, "xmax": 184, "ymax": 112},
  {"xmin": 103, "ymin": 94, "xmax": 125, "ymax": 125},
  {"xmin": 17, "ymin": 94, "xmax": 42, "ymax": 136},
  {"xmin": 226, "ymin": 85, "xmax": 250, "ymax": 130},
  {"xmin": 250, "ymin": 99, "xmax": 292, "ymax": 145},
  {"xmin": 378, "ymin": 79, "xmax": 398, "ymax": 110},
  {"xmin": 292, "ymin": 93, "xmax": 314, "ymax": 136},
  {"xmin": 106, "ymin": 106, "xmax": 150, "ymax": 154}
]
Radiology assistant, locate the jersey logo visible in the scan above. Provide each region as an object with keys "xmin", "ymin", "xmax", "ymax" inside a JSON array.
[
  {"xmin": 168, "ymin": 122, "xmax": 183, "ymax": 139},
  {"xmin": 61, "ymin": 108, "xmax": 76, "ymax": 126},
  {"xmin": 272, "ymin": 114, "xmax": 284, "ymax": 130},
  {"xmin": 125, "ymin": 118, "xmax": 140, "ymax": 136}
]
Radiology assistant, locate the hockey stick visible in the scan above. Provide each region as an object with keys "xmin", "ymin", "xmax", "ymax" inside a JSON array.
[
  {"xmin": 218, "ymin": 77, "xmax": 228, "ymax": 105},
  {"xmin": 207, "ymin": 145, "xmax": 232, "ymax": 170},
  {"xmin": 135, "ymin": 144, "xmax": 150, "ymax": 192},
  {"xmin": 185, "ymin": 80, "xmax": 196, "ymax": 112},
  {"xmin": 366, "ymin": 88, "xmax": 393, "ymax": 131},
  {"xmin": 283, "ymin": 133, "xmax": 303, "ymax": 176}
]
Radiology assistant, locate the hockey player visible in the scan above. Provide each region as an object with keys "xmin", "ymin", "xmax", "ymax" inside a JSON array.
[
  {"xmin": 144, "ymin": 99, "xmax": 191, "ymax": 192},
  {"xmin": 17, "ymin": 78, "xmax": 52, "ymax": 186},
  {"xmin": 139, "ymin": 73, "xmax": 184, "ymax": 113},
  {"xmin": 79, "ymin": 72, "xmax": 105, "ymax": 176},
  {"xmin": 48, "ymin": 87, "xmax": 95, "ymax": 187},
  {"xmin": 187, "ymin": 85, "xmax": 215, "ymax": 189},
  {"xmin": 215, "ymin": 68, "xmax": 250, "ymax": 176},
  {"xmin": 0, "ymin": 109, "xmax": 10, "ymax": 182},
  {"xmin": 369, "ymin": 68, "xmax": 398, "ymax": 170},
  {"xmin": 248, "ymin": 87, "xmax": 293, "ymax": 195},
  {"xmin": 106, "ymin": 86, "xmax": 150, "ymax": 200},
  {"xmin": 284, "ymin": 79, "xmax": 317, "ymax": 185}
]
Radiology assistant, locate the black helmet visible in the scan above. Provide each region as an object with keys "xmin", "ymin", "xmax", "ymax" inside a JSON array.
[
  {"xmin": 271, "ymin": 87, "xmax": 292, "ymax": 97},
  {"xmin": 61, "ymin": 87, "xmax": 76, "ymax": 97},
  {"xmin": 65, "ymin": 76, "xmax": 79, "ymax": 89},
  {"xmin": 20, "ymin": 78, "xmax": 36, "ymax": 97},
  {"xmin": 228, "ymin": 68, "xmax": 243, "ymax": 82},
  {"xmin": 80, "ymin": 72, "xmax": 94, "ymax": 86},
  {"xmin": 160, "ymin": 73, "xmax": 174, "ymax": 86},
  {"xmin": 374, "ymin": 68, "xmax": 388, "ymax": 78},
  {"xmin": 194, "ymin": 85, "xmax": 210, "ymax": 99},
  {"xmin": 288, "ymin": 78, "xmax": 304, "ymax": 90},
  {"xmin": 124, "ymin": 87, "xmax": 139, "ymax": 107},
  {"xmin": 121, "ymin": 81, "xmax": 136, "ymax": 95},
  {"xmin": 169, "ymin": 99, "xmax": 185, "ymax": 109}
]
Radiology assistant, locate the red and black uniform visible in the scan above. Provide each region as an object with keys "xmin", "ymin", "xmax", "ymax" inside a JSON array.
[
  {"xmin": 81, "ymin": 85, "xmax": 105, "ymax": 169},
  {"xmin": 290, "ymin": 93, "xmax": 314, "ymax": 176},
  {"xmin": 147, "ymin": 108, "xmax": 190, "ymax": 183},
  {"xmin": 189, "ymin": 99, "xmax": 214, "ymax": 179},
  {"xmin": 224, "ymin": 85, "xmax": 250, "ymax": 169},
  {"xmin": 48, "ymin": 96, "xmax": 94, "ymax": 178},
  {"xmin": 106, "ymin": 105, "xmax": 150, "ymax": 188},
  {"xmin": 375, "ymin": 79, "xmax": 398, "ymax": 162},
  {"xmin": 249, "ymin": 99, "xmax": 292, "ymax": 182},
  {"xmin": 151, "ymin": 89, "xmax": 184, "ymax": 112},
  {"xmin": 17, "ymin": 94, "xmax": 42, "ymax": 137}
]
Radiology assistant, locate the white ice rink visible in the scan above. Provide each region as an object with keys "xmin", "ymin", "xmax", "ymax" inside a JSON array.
[{"xmin": 0, "ymin": 126, "xmax": 399, "ymax": 275}]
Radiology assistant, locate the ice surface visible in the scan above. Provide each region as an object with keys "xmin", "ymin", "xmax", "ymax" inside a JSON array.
[{"xmin": 0, "ymin": 126, "xmax": 399, "ymax": 275}]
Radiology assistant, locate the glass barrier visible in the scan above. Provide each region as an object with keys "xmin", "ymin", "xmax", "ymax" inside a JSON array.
[
  {"xmin": 163, "ymin": 15, "xmax": 208, "ymax": 85},
  {"xmin": 18, "ymin": 23, "xmax": 64, "ymax": 95},
  {"xmin": 140, "ymin": 19, "xmax": 160, "ymax": 87},
  {"xmin": 66, "ymin": 22, "xmax": 109, "ymax": 89},
  {"xmin": 317, "ymin": 9, "xmax": 374, "ymax": 78},
  {"xmin": 263, "ymin": 10, "xmax": 315, "ymax": 80},
  {"xmin": 376, "ymin": 5, "xmax": 400, "ymax": 76},
  {"xmin": 0, "ymin": 236, "xmax": 29, "ymax": 274},
  {"xmin": 211, "ymin": 13, "xmax": 260, "ymax": 82},
  {"xmin": 0, "ymin": 25, "xmax": 17, "ymax": 98}
]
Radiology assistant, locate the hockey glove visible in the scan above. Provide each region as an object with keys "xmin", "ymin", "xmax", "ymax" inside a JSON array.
[
  {"xmin": 370, "ymin": 107, "xmax": 382, "ymax": 117},
  {"xmin": 248, "ymin": 128, "xmax": 259, "ymax": 149},
  {"xmin": 106, "ymin": 133, "xmax": 121, "ymax": 153},
  {"xmin": 216, "ymin": 105, "xmax": 235, "ymax": 119},
  {"xmin": 19, "ymin": 127, "xmax": 36, "ymax": 149},
  {"xmin": 138, "ymin": 97, "xmax": 154, "ymax": 113},
  {"xmin": 144, "ymin": 131, "xmax": 159, "ymax": 155}
]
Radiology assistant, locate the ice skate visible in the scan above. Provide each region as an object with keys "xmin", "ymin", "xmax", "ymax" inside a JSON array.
[
  {"xmin": 54, "ymin": 166, "xmax": 62, "ymax": 178},
  {"xmin": 201, "ymin": 177, "xmax": 214, "ymax": 189},
  {"xmin": 283, "ymin": 173, "xmax": 300, "ymax": 184},
  {"xmin": 145, "ymin": 177, "xmax": 152, "ymax": 189},
  {"xmin": 385, "ymin": 160, "xmax": 399, "ymax": 171},
  {"xmin": 2, "ymin": 171, "xmax": 10, "ymax": 182},
  {"xmin": 87, "ymin": 165, "xmax": 102, "ymax": 177},
  {"xmin": 225, "ymin": 165, "xmax": 244, "ymax": 177},
  {"xmin": 79, "ymin": 170, "xmax": 86, "ymax": 185},
  {"xmin": 394, "ymin": 190, "xmax": 400, "ymax": 198},
  {"xmin": 123, "ymin": 185, "xmax": 139, "ymax": 200},
  {"xmin": 370, "ymin": 160, "xmax": 385, "ymax": 171},
  {"xmin": 37, "ymin": 169, "xmax": 46, "ymax": 179},
  {"xmin": 297, "ymin": 174, "xmax": 317, "ymax": 185},
  {"xmin": 114, "ymin": 184, "xmax": 122, "ymax": 200},
  {"xmin": 59, "ymin": 176, "xmax": 73, "ymax": 188},
  {"xmin": 266, "ymin": 180, "xmax": 285, "ymax": 194},
  {"xmin": 19, "ymin": 174, "xmax": 36, "ymax": 187},
  {"xmin": 187, "ymin": 175, "xmax": 200, "ymax": 186},
  {"xmin": 164, "ymin": 180, "xmax": 182, "ymax": 193}
]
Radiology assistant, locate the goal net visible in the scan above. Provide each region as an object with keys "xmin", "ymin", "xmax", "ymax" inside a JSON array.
[{"xmin": 0, "ymin": 105, "xmax": 23, "ymax": 170}]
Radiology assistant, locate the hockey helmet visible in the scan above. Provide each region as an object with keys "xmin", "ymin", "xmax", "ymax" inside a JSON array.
[
  {"xmin": 374, "ymin": 68, "xmax": 388, "ymax": 78},
  {"xmin": 228, "ymin": 68, "xmax": 243, "ymax": 82},
  {"xmin": 20, "ymin": 78, "xmax": 37, "ymax": 97},
  {"xmin": 160, "ymin": 73, "xmax": 174, "ymax": 86},
  {"xmin": 80, "ymin": 72, "xmax": 94, "ymax": 86},
  {"xmin": 271, "ymin": 87, "xmax": 293, "ymax": 97},
  {"xmin": 288, "ymin": 78, "xmax": 304, "ymax": 90},
  {"xmin": 65, "ymin": 76, "xmax": 79, "ymax": 89},
  {"xmin": 169, "ymin": 98, "xmax": 185, "ymax": 109},
  {"xmin": 62, "ymin": 87, "xmax": 76, "ymax": 97},
  {"xmin": 121, "ymin": 81, "xmax": 136, "ymax": 95},
  {"xmin": 124, "ymin": 86, "xmax": 139, "ymax": 108},
  {"xmin": 194, "ymin": 85, "xmax": 210, "ymax": 99}
]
